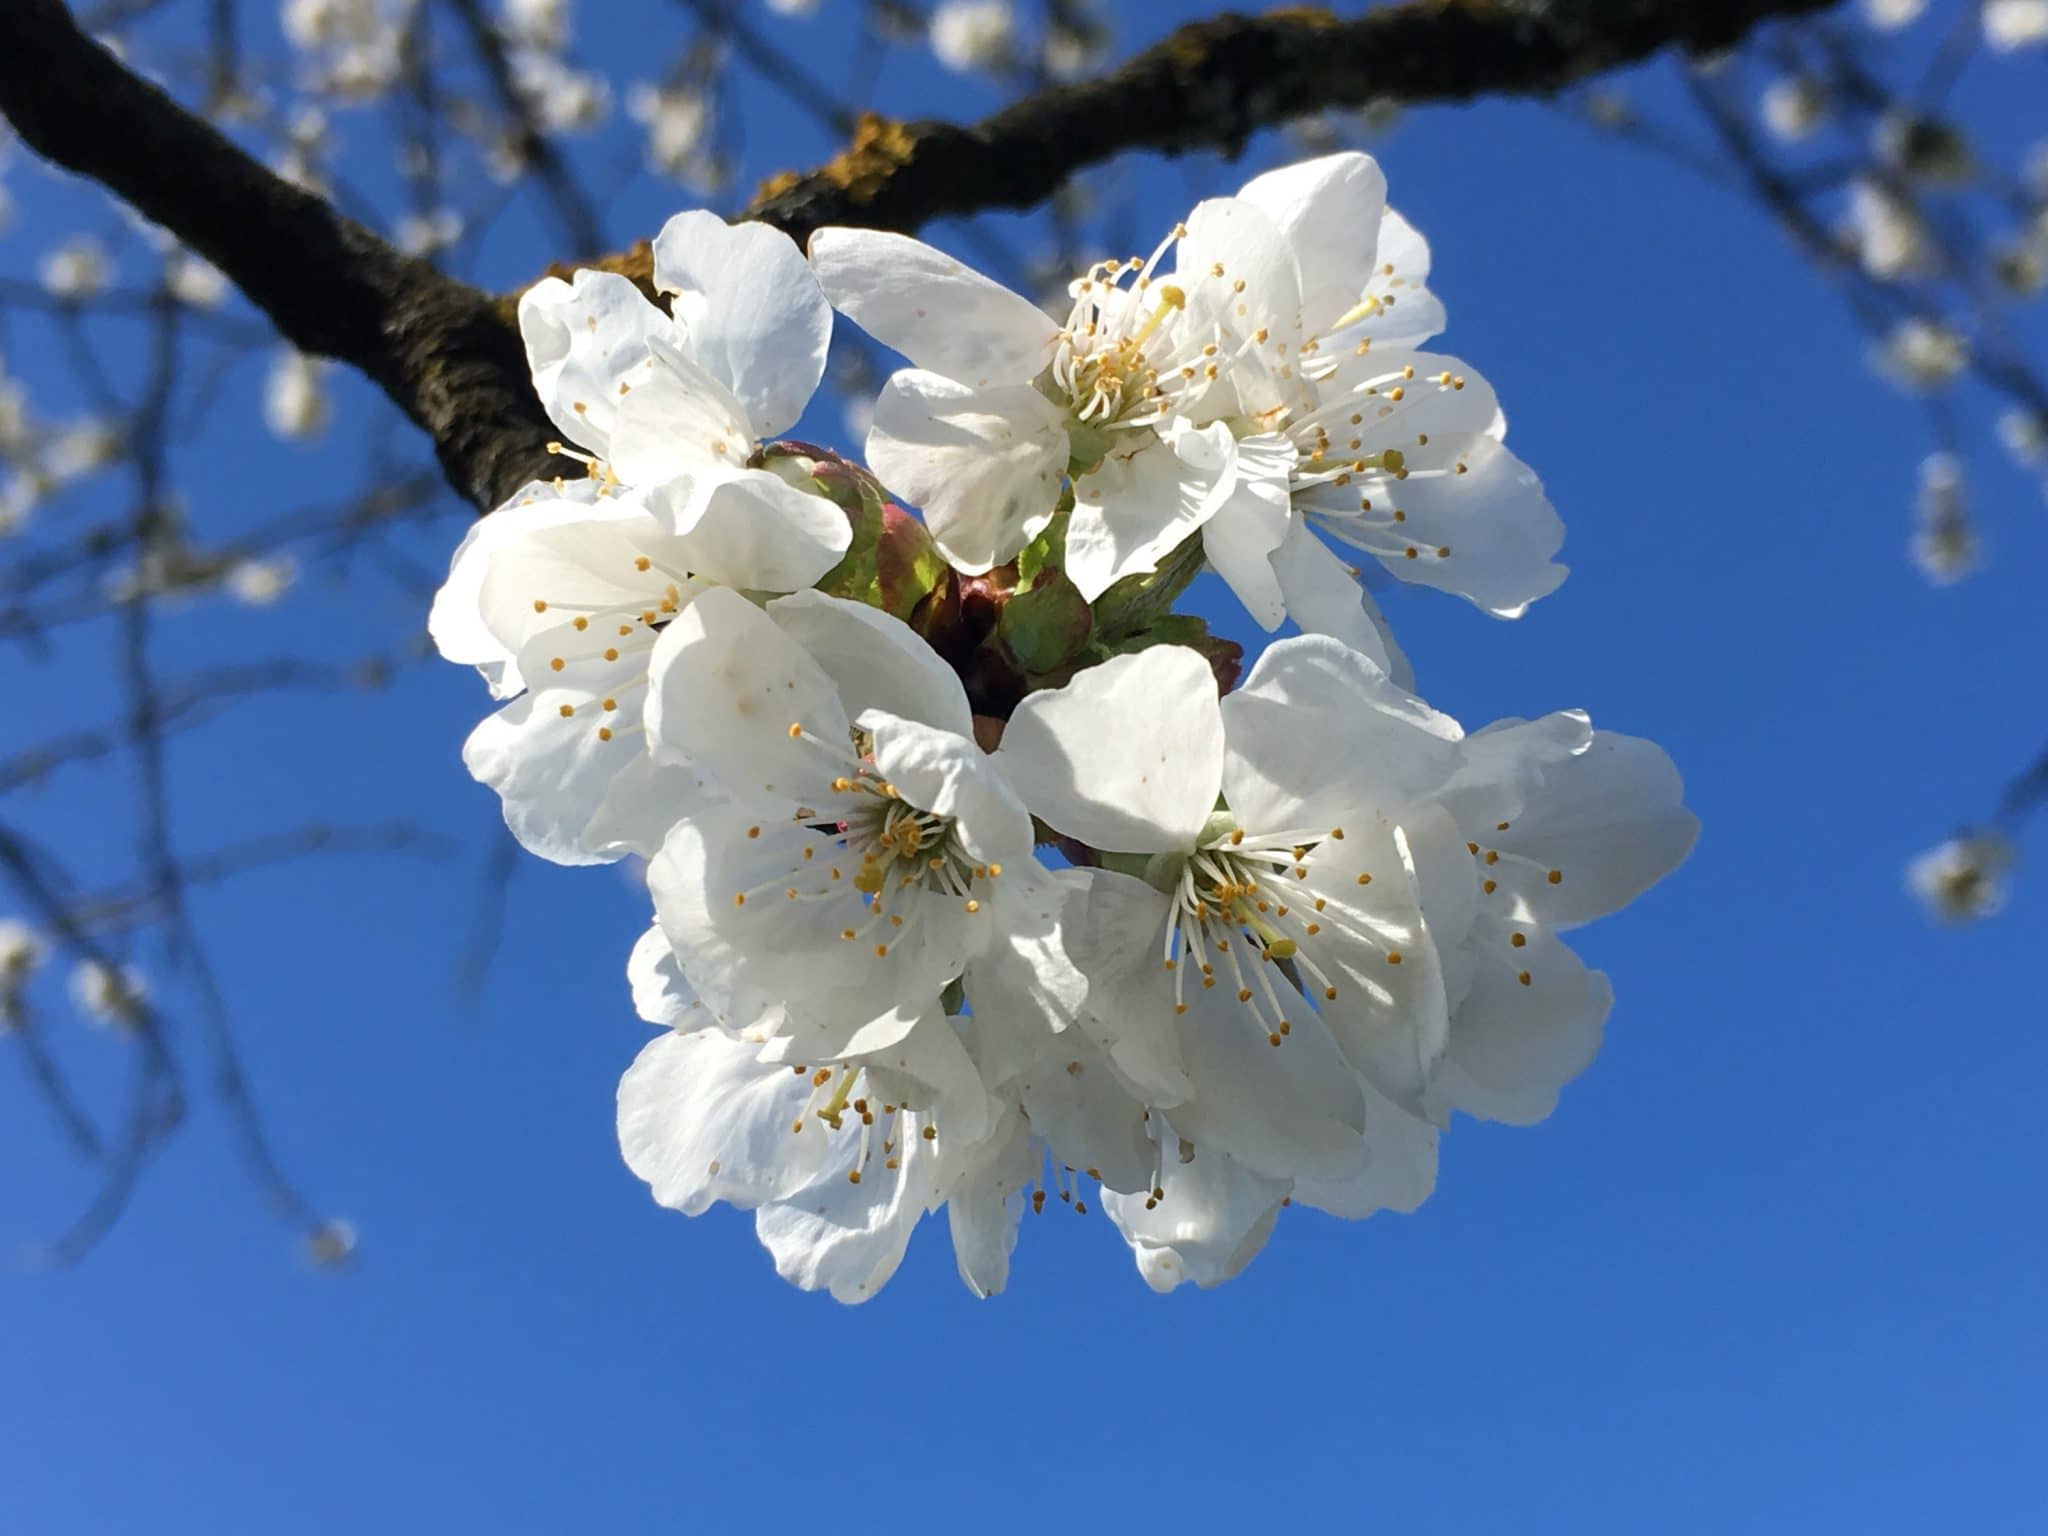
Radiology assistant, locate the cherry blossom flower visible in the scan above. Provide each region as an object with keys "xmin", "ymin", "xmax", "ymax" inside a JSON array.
[
  {"xmin": 430, "ymin": 214, "xmax": 851, "ymax": 863},
  {"xmin": 429, "ymin": 478, "xmax": 847, "ymax": 864},
  {"xmin": 999, "ymin": 639, "xmax": 1693, "ymax": 1284},
  {"xmin": 1909, "ymin": 833, "xmax": 2014, "ymax": 922}
]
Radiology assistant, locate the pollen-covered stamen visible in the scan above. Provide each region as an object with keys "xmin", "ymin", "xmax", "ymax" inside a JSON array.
[
  {"xmin": 731, "ymin": 727, "xmax": 996, "ymax": 957},
  {"xmin": 1157, "ymin": 823, "xmax": 1414, "ymax": 1040},
  {"xmin": 529, "ymin": 552, "xmax": 708, "ymax": 744}
]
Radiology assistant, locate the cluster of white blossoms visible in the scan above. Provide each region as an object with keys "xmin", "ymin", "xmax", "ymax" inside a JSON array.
[{"xmin": 432, "ymin": 153, "xmax": 1697, "ymax": 1299}]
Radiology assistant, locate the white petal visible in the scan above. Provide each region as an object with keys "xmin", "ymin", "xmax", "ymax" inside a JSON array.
[
  {"xmin": 651, "ymin": 211, "xmax": 831, "ymax": 438},
  {"xmin": 607, "ymin": 335, "xmax": 761, "ymax": 487},
  {"xmin": 1292, "ymin": 1077, "xmax": 1439, "ymax": 1217},
  {"xmin": 1293, "ymin": 813, "xmax": 1452, "ymax": 1111},
  {"xmin": 1475, "ymin": 729, "xmax": 1698, "ymax": 930},
  {"xmin": 808, "ymin": 227, "xmax": 1060, "ymax": 386},
  {"xmin": 1176, "ymin": 196, "xmax": 1304, "ymax": 365},
  {"xmin": 766, "ymin": 589, "xmax": 973, "ymax": 739},
  {"xmin": 617, "ymin": 1028, "xmax": 833, "ymax": 1216},
  {"xmin": 1266, "ymin": 517, "xmax": 1403, "ymax": 679},
  {"xmin": 628, "ymin": 924, "xmax": 706, "ymax": 1028},
  {"xmin": 1235, "ymin": 150, "xmax": 1389, "ymax": 340},
  {"xmin": 1054, "ymin": 869, "xmax": 1195, "ymax": 1105},
  {"xmin": 1197, "ymin": 430, "xmax": 1296, "ymax": 627},
  {"xmin": 1362, "ymin": 435, "xmax": 1566, "ymax": 617},
  {"xmin": 1165, "ymin": 983, "xmax": 1368, "ymax": 1181},
  {"xmin": 647, "ymin": 817, "xmax": 918, "ymax": 1037},
  {"xmin": 999, "ymin": 646, "xmax": 1224, "ymax": 855},
  {"xmin": 462, "ymin": 666, "xmax": 702, "ymax": 865},
  {"xmin": 866, "ymin": 369, "xmax": 1069, "ymax": 574},
  {"xmin": 432, "ymin": 478, "xmax": 631, "ymax": 695},
  {"xmin": 864, "ymin": 710, "xmax": 1035, "ymax": 864},
  {"xmin": 1221, "ymin": 633, "xmax": 1461, "ymax": 835},
  {"xmin": 1101, "ymin": 1140, "xmax": 1288, "ymax": 1292},
  {"xmin": 1067, "ymin": 423, "xmax": 1234, "ymax": 601},
  {"xmin": 1427, "ymin": 920, "xmax": 1611, "ymax": 1126},
  {"xmin": 1349, "ymin": 207, "xmax": 1446, "ymax": 351},
  {"xmin": 642, "ymin": 585, "xmax": 849, "ymax": 811},
  {"xmin": 754, "ymin": 1127, "xmax": 937, "ymax": 1303},
  {"xmin": 948, "ymin": 1109, "xmax": 1036, "ymax": 1298},
  {"xmin": 653, "ymin": 468, "xmax": 850, "ymax": 591},
  {"xmin": 518, "ymin": 270, "xmax": 670, "ymax": 456}
]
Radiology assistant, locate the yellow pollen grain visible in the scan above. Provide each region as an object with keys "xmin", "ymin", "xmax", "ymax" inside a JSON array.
[
  {"xmin": 634, "ymin": 557, "xmax": 651, "ymax": 571},
  {"xmin": 598, "ymin": 728, "xmax": 613, "ymax": 741},
  {"xmin": 1519, "ymin": 971, "xmax": 1532, "ymax": 987},
  {"xmin": 604, "ymin": 647, "xmax": 619, "ymax": 661},
  {"xmin": 573, "ymin": 617, "xmax": 589, "ymax": 631},
  {"xmin": 1387, "ymin": 952, "xmax": 1403, "ymax": 965},
  {"xmin": 1483, "ymin": 879, "xmax": 1497, "ymax": 894},
  {"xmin": 558, "ymin": 704, "xmax": 574, "ymax": 718},
  {"xmin": 1548, "ymin": 869, "xmax": 1563, "ymax": 885},
  {"xmin": 1356, "ymin": 872, "xmax": 1372, "ymax": 886},
  {"xmin": 921, "ymin": 1125, "xmax": 937, "ymax": 1141},
  {"xmin": 532, "ymin": 599, "xmax": 548, "ymax": 613},
  {"xmin": 1511, "ymin": 932, "xmax": 1527, "ymax": 948},
  {"xmin": 549, "ymin": 657, "xmax": 565, "ymax": 672}
]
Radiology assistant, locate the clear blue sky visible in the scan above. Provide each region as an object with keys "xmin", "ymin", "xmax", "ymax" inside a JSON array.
[{"xmin": 4, "ymin": 3, "xmax": 2045, "ymax": 1531}]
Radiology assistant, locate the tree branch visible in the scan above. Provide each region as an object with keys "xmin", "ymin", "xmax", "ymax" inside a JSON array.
[{"xmin": 1, "ymin": 0, "xmax": 1837, "ymax": 515}]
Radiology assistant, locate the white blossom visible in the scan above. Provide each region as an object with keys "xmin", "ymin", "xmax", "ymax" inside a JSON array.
[
  {"xmin": 395, "ymin": 207, "xmax": 463, "ymax": 257},
  {"xmin": 1869, "ymin": 317, "xmax": 1967, "ymax": 392},
  {"xmin": 1861, "ymin": 0, "xmax": 1929, "ymax": 28},
  {"xmin": 998, "ymin": 640, "xmax": 1694, "ymax": 1286},
  {"xmin": 512, "ymin": 53, "xmax": 609, "ymax": 134},
  {"xmin": 1996, "ymin": 407, "xmax": 2047, "ymax": 467},
  {"xmin": 627, "ymin": 83, "xmax": 713, "ymax": 180},
  {"xmin": 70, "ymin": 959, "xmax": 147, "ymax": 1028},
  {"xmin": 1985, "ymin": 0, "xmax": 2048, "ymax": 49},
  {"xmin": 226, "ymin": 555, "xmax": 299, "ymax": 606},
  {"xmin": 302, "ymin": 1218, "xmax": 360, "ymax": 1268},
  {"xmin": 501, "ymin": 0, "xmax": 570, "ymax": 51},
  {"xmin": 40, "ymin": 237, "xmax": 110, "ymax": 301},
  {"xmin": 1909, "ymin": 833, "xmax": 2014, "ymax": 922},
  {"xmin": 930, "ymin": 0, "xmax": 1016, "ymax": 74},
  {"xmin": 1761, "ymin": 76, "xmax": 1828, "ymax": 143},
  {"xmin": 0, "ymin": 918, "xmax": 45, "ymax": 1024},
  {"xmin": 1909, "ymin": 453, "xmax": 1979, "ymax": 585},
  {"xmin": 1845, "ymin": 178, "xmax": 1930, "ymax": 281},
  {"xmin": 167, "ymin": 250, "xmax": 228, "ymax": 308},
  {"xmin": 265, "ymin": 351, "xmax": 332, "ymax": 439},
  {"xmin": 429, "ymin": 214, "xmax": 849, "ymax": 864}
]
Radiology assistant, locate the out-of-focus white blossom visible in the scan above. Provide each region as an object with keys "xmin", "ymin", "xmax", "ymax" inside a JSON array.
[
  {"xmin": 1909, "ymin": 453, "xmax": 1979, "ymax": 585},
  {"xmin": 44, "ymin": 419, "xmax": 121, "ymax": 482},
  {"xmin": 265, "ymin": 351, "xmax": 333, "ymax": 440},
  {"xmin": 930, "ymin": 0, "xmax": 1015, "ymax": 74},
  {"xmin": 1909, "ymin": 832, "xmax": 2014, "ymax": 922},
  {"xmin": 166, "ymin": 250, "xmax": 228, "ymax": 308},
  {"xmin": 764, "ymin": 0, "xmax": 820, "ymax": 14},
  {"xmin": 395, "ymin": 207, "xmax": 464, "ymax": 257},
  {"xmin": 1869, "ymin": 316, "xmax": 1967, "ymax": 392},
  {"xmin": 1761, "ymin": 76, "xmax": 1828, "ymax": 142},
  {"xmin": 302, "ymin": 1218, "xmax": 360, "ymax": 1269},
  {"xmin": 1996, "ymin": 407, "xmax": 2047, "ymax": 466},
  {"xmin": 1845, "ymin": 178, "xmax": 1930, "ymax": 280},
  {"xmin": 1862, "ymin": 0, "xmax": 1929, "ymax": 29},
  {"xmin": 1984, "ymin": 0, "xmax": 2048, "ymax": 50},
  {"xmin": 282, "ymin": 0, "xmax": 409, "ymax": 99},
  {"xmin": 227, "ymin": 556, "xmax": 299, "ymax": 607},
  {"xmin": 0, "ymin": 918, "xmax": 43, "ymax": 1027},
  {"xmin": 70, "ymin": 959, "xmax": 147, "ymax": 1028},
  {"xmin": 40, "ymin": 237, "xmax": 111, "ymax": 300},
  {"xmin": 512, "ymin": 53, "xmax": 610, "ymax": 133},
  {"xmin": 501, "ymin": 0, "xmax": 570, "ymax": 51},
  {"xmin": 1044, "ymin": 19, "xmax": 1109, "ymax": 79},
  {"xmin": 627, "ymin": 83, "xmax": 713, "ymax": 181}
]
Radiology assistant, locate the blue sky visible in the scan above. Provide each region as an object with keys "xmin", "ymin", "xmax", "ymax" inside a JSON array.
[{"xmin": 3, "ymin": 3, "xmax": 2045, "ymax": 1531}]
